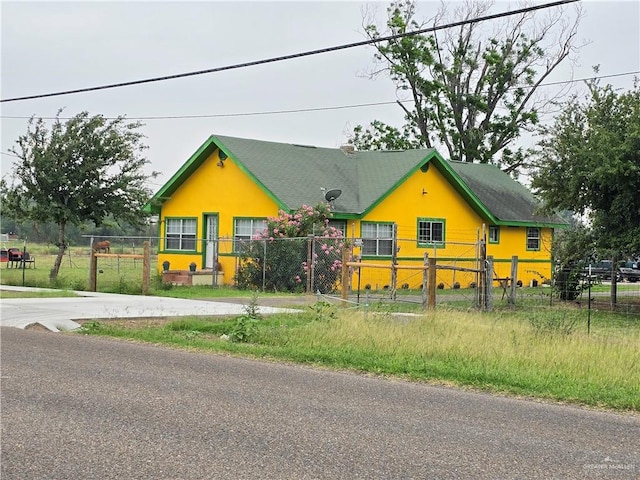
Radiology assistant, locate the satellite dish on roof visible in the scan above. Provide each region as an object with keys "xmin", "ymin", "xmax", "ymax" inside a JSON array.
[{"xmin": 325, "ymin": 189, "xmax": 342, "ymax": 202}]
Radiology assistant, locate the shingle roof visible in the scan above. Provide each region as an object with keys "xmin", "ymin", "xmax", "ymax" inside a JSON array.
[
  {"xmin": 446, "ymin": 161, "xmax": 561, "ymax": 224},
  {"xmin": 215, "ymin": 135, "xmax": 432, "ymax": 215},
  {"xmin": 146, "ymin": 134, "xmax": 564, "ymax": 226}
]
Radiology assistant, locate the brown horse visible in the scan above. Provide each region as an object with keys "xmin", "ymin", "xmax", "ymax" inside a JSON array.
[{"xmin": 93, "ymin": 240, "xmax": 111, "ymax": 253}]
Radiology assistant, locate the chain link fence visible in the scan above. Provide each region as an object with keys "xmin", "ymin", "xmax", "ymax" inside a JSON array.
[
  {"xmin": 235, "ymin": 235, "xmax": 344, "ymax": 294},
  {"xmin": 5, "ymin": 234, "xmax": 638, "ymax": 317}
]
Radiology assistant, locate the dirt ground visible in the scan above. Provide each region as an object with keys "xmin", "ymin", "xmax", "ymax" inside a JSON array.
[{"xmin": 70, "ymin": 296, "xmax": 319, "ymax": 330}]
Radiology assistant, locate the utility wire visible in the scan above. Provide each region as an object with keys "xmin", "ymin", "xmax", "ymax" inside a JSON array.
[
  {"xmin": 0, "ymin": 0, "xmax": 579, "ymax": 103},
  {"xmin": 2, "ymin": 69, "xmax": 637, "ymax": 122}
]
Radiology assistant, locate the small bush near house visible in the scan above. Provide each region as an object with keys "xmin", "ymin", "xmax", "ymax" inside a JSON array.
[{"xmin": 236, "ymin": 204, "xmax": 346, "ymax": 293}]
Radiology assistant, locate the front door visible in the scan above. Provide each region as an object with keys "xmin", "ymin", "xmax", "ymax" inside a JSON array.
[{"xmin": 205, "ymin": 215, "xmax": 218, "ymax": 270}]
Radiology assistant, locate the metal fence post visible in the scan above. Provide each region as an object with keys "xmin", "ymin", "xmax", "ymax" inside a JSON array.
[
  {"xmin": 262, "ymin": 238, "xmax": 267, "ymax": 291},
  {"xmin": 306, "ymin": 235, "xmax": 313, "ymax": 294}
]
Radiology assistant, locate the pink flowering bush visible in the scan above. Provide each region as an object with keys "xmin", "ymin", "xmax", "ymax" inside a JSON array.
[{"xmin": 235, "ymin": 203, "xmax": 345, "ymax": 292}]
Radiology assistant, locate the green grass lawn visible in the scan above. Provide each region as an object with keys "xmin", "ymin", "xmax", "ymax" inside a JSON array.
[
  {"xmin": 0, "ymin": 289, "xmax": 79, "ymax": 299},
  {"xmin": 3, "ymin": 245, "xmax": 639, "ymax": 411},
  {"xmin": 78, "ymin": 302, "xmax": 640, "ymax": 412},
  {"xmin": 0, "ymin": 246, "xmax": 156, "ymax": 294}
]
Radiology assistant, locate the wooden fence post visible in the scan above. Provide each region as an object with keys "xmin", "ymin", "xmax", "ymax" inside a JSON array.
[
  {"xmin": 478, "ymin": 232, "xmax": 486, "ymax": 310},
  {"xmin": 142, "ymin": 241, "xmax": 150, "ymax": 295},
  {"xmin": 428, "ymin": 256, "xmax": 436, "ymax": 310},
  {"xmin": 485, "ymin": 256, "xmax": 494, "ymax": 312},
  {"xmin": 422, "ymin": 253, "xmax": 428, "ymax": 310},
  {"xmin": 509, "ymin": 256, "xmax": 518, "ymax": 308},
  {"xmin": 89, "ymin": 250, "xmax": 97, "ymax": 292}
]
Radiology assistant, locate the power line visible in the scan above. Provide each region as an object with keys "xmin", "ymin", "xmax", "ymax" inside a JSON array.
[
  {"xmin": 0, "ymin": 100, "xmax": 397, "ymax": 121},
  {"xmin": 2, "ymin": 70, "xmax": 637, "ymax": 122},
  {"xmin": 0, "ymin": 0, "xmax": 579, "ymax": 103}
]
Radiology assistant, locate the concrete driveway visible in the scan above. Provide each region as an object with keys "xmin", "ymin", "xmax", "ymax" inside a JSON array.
[{"xmin": 0, "ymin": 286, "xmax": 298, "ymax": 332}]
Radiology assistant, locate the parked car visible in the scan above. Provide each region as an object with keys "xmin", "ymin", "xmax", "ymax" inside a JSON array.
[
  {"xmin": 581, "ymin": 260, "xmax": 617, "ymax": 280},
  {"xmin": 619, "ymin": 260, "xmax": 640, "ymax": 282}
]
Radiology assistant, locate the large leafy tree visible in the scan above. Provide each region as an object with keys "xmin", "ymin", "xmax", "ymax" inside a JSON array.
[
  {"xmin": 532, "ymin": 77, "xmax": 640, "ymax": 303},
  {"xmin": 532, "ymin": 77, "xmax": 640, "ymax": 253},
  {"xmin": 352, "ymin": 0, "xmax": 582, "ymax": 173},
  {"xmin": 0, "ymin": 111, "xmax": 157, "ymax": 280}
]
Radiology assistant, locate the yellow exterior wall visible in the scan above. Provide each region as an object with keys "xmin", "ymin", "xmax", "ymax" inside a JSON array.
[
  {"xmin": 157, "ymin": 149, "xmax": 279, "ymax": 283},
  {"xmin": 343, "ymin": 163, "xmax": 553, "ymax": 289},
  {"xmin": 157, "ymin": 151, "xmax": 553, "ymax": 289}
]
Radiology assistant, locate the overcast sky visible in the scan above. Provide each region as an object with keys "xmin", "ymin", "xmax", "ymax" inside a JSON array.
[{"xmin": 1, "ymin": 0, "xmax": 639, "ymax": 190}]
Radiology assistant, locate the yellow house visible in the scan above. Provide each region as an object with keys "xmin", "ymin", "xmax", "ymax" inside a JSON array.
[{"xmin": 144, "ymin": 135, "xmax": 565, "ymax": 289}]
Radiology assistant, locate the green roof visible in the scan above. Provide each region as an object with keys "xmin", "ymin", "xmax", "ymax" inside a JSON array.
[{"xmin": 145, "ymin": 135, "xmax": 564, "ymax": 227}]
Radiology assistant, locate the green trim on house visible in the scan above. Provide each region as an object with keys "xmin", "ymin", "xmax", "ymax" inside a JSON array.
[
  {"xmin": 495, "ymin": 219, "xmax": 565, "ymax": 228},
  {"xmin": 526, "ymin": 227, "xmax": 541, "ymax": 252},
  {"xmin": 360, "ymin": 151, "xmax": 439, "ymax": 217},
  {"xmin": 214, "ymin": 137, "xmax": 288, "ymax": 212},
  {"xmin": 489, "ymin": 225, "xmax": 500, "ymax": 244},
  {"xmin": 143, "ymin": 140, "xmax": 218, "ymax": 214},
  {"xmin": 200, "ymin": 212, "xmax": 219, "ymax": 267},
  {"xmin": 491, "ymin": 258, "xmax": 552, "ymax": 263},
  {"xmin": 162, "ymin": 216, "xmax": 199, "ymax": 253},
  {"xmin": 367, "ymin": 256, "xmax": 553, "ymax": 263},
  {"xmin": 428, "ymin": 156, "xmax": 498, "ymax": 223},
  {"xmin": 145, "ymin": 135, "xmax": 566, "ymax": 230},
  {"xmin": 416, "ymin": 217, "xmax": 446, "ymax": 249}
]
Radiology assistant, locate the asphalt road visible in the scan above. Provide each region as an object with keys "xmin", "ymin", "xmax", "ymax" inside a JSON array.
[{"xmin": 1, "ymin": 328, "xmax": 638, "ymax": 480}]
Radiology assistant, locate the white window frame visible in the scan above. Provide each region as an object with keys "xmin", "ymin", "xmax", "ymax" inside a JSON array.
[
  {"xmin": 327, "ymin": 220, "xmax": 347, "ymax": 236},
  {"xmin": 234, "ymin": 218, "xmax": 267, "ymax": 252},
  {"xmin": 361, "ymin": 222, "xmax": 393, "ymax": 256},
  {"xmin": 526, "ymin": 227, "xmax": 540, "ymax": 251},
  {"xmin": 417, "ymin": 219, "xmax": 445, "ymax": 246},
  {"xmin": 165, "ymin": 218, "xmax": 197, "ymax": 251},
  {"xmin": 489, "ymin": 226, "xmax": 500, "ymax": 244}
]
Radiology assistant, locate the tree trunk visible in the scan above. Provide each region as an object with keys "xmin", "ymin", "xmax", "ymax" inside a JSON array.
[{"xmin": 50, "ymin": 222, "xmax": 66, "ymax": 282}]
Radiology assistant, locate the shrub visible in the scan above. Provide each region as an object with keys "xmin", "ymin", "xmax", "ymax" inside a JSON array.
[
  {"xmin": 236, "ymin": 203, "xmax": 346, "ymax": 293},
  {"xmin": 554, "ymin": 266, "xmax": 583, "ymax": 301},
  {"xmin": 228, "ymin": 292, "xmax": 262, "ymax": 343}
]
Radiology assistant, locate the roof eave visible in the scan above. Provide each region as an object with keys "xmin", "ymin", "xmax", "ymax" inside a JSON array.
[
  {"xmin": 143, "ymin": 136, "xmax": 219, "ymax": 212},
  {"xmin": 494, "ymin": 219, "xmax": 567, "ymax": 228},
  {"xmin": 427, "ymin": 155, "xmax": 500, "ymax": 224},
  {"xmin": 212, "ymin": 136, "xmax": 289, "ymax": 212},
  {"xmin": 360, "ymin": 149, "xmax": 440, "ymax": 217}
]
